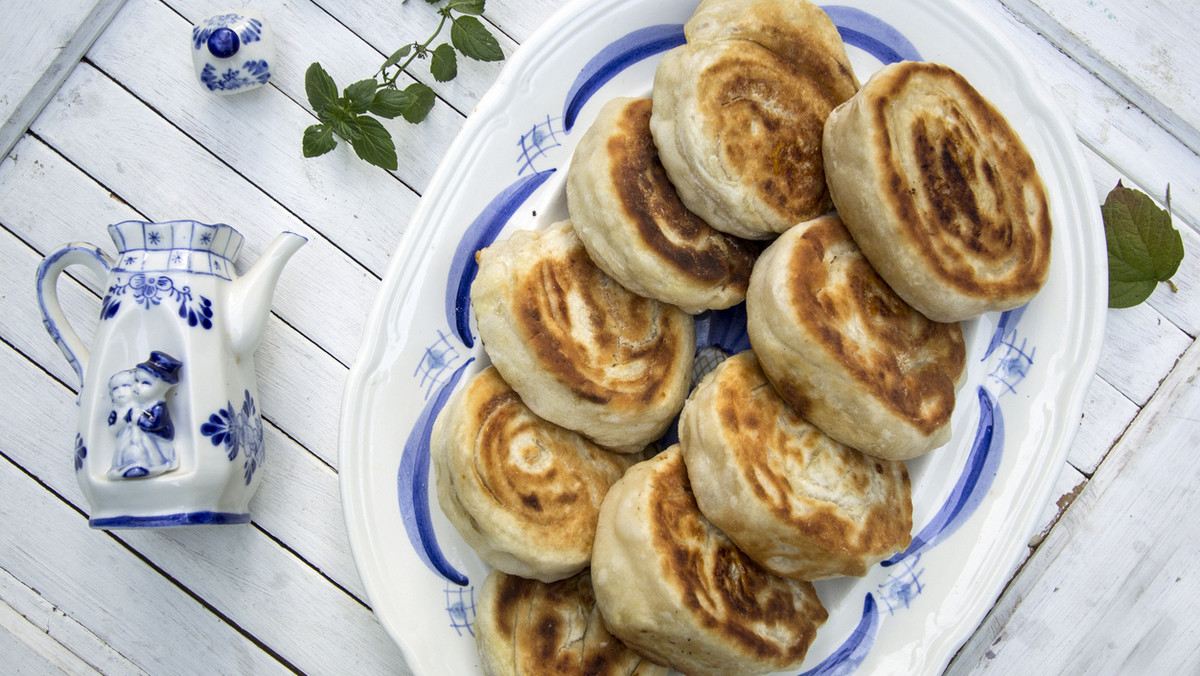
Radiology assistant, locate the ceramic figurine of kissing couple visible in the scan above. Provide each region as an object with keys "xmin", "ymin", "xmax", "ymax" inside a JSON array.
[{"xmin": 106, "ymin": 351, "xmax": 183, "ymax": 480}]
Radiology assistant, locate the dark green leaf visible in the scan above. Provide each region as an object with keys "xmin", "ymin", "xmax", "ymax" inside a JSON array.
[
  {"xmin": 382, "ymin": 44, "xmax": 413, "ymax": 70},
  {"xmin": 302, "ymin": 123, "xmax": 338, "ymax": 157},
  {"xmin": 345, "ymin": 79, "xmax": 379, "ymax": 114},
  {"xmin": 430, "ymin": 43, "xmax": 458, "ymax": 81},
  {"xmin": 1108, "ymin": 279, "xmax": 1158, "ymax": 309},
  {"xmin": 349, "ymin": 116, "xmax": 398, "ymax": 171},
  {"xmin": 450, "ymin": 15, "xmax": 504, "ymax": 61},
  {"xmin": 1102, "ymin": 181, "xmax": 1183, "ymax": 308},
  {"xmin": 447, "ymin": 0, "xmax": 485, "ymax": 15},
  {"xmin": 368, "ymin": 88, "xmax": 408, "ymax": 119},
  {"xmin": 304, "ymin": 63, "xmax": 338, "ymax": 113},
  {"xmin": 330, "ymin": 114, "xmax": 361, "ymax": 142},
  {"xmin": 399, "ymin": 82, "xmax": 436, "ymax": 124}
]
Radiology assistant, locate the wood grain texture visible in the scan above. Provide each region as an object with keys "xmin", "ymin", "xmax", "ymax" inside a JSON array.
[
  {"xmin": 0, "ymin": 0, "xmax": 127, "ymax": 158},
  {"xmin": 962, "ymin": 0, "xmax": 1200, "ymax": 234},
  {"xmin": 950, "ymin": 338, "xmax": 1200, "ymax": 675},
  {"xmin": 2, "ymin": 0, "xmax": 1198, "ymax": 674},
  {"xmin": 1, "ymin": 598, "xmax": 102, "ymax": 676},
  {"xmin": 0, "ymin": 364, "xmax": 290, "ymax": 674},
  {"xmin": 0, "ymin": 566, "xmax": 142, "ymax": 675},
  {"xmin": 1002, "ymin": 0, "xmax": 1200, "ymax": 156},
  {"xmin": 0, "ymin": 338, "xmax": 406, "ymax": 675}
]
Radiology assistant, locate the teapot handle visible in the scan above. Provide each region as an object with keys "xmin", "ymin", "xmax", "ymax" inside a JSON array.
[{"xmin": 36, "ymin": 243, "xmax": 113, "ymax": 390}]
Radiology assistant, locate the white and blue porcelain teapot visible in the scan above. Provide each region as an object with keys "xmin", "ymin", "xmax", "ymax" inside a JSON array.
[{"xmin": 36, "ymin": 220, "xmax": 305, "ymax": 528}]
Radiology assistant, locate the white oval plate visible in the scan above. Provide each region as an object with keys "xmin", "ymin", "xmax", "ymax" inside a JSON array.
[{"xmin": 338, "ymin": 0, "xmax": 1107, "ymax": 673}]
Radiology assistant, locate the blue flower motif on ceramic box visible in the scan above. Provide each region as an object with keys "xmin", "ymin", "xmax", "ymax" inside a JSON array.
[
  {"xmin": 192, "ymin": 13, "xmax": 265, "ymax": 51},
  {"xmin": 200, "ymin": 389, "xmax": 265, "ymax": 485},
  {"xmin": 190, "ymin": 10, "xmax": 274, "ymax": 95},
  {"xmin": 199, "ymin": 62, "xmax": 272, "ymax": 93}
]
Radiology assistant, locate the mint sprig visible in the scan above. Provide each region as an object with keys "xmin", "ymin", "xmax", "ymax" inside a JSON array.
[
  {"xmin": 1102, "ymin": 181, "xmax": 1184, "ymax": 309},
  {"xmin": 302, "ymin": 0, "xmax": 503, "ymax": 170}
]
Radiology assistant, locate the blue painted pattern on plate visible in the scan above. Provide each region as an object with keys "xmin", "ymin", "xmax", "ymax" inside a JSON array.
[{"xmin": 391, "ymin": 8, "xmax": 1040, "ymax": 671}]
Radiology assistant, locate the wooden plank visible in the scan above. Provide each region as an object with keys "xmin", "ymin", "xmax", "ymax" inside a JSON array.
[
  {"xmin": 962, "ymin": 0, "xmax": 1200, "ymax": 234},
  {"xmin": 252, "ymin": 420, "xmax": 370, "ymax": 601},
  {"xmin": 0, "ymin": 137, "xmax": 346, "ymax": 469},
  {"xmin": 478, "ymin": 0, "xmax": 572, "ymax": 44},
  {"xmin": 1002, "ymin": 0, "xmax": 1200, "ymax": 156},
  {"xmin": 1029, "ymin": 463, "xmax": 1086, "ymax": 548},
  {"xmin": 0, "ymin": 568, "xmax": 138, "ymax": 675},
  {"xmin": 89, "ymin": 0, "xmax": 440, "ymax": 274},
  {"xmin": 0, "ymin": 342, "xmax": 409, "ymax": 675},
  {"xmin": 1066, "ymin": 375, "xmax": 1136, "ymax": 475},
  {"xmin": 0, "ymin": 597, "xmax": 102, "ymax": 676},
  {"xmin": 28, "ymin": 63, "xmax": 377, "ymax": 368},
  {"xmin": 0, "ymin": 380, "xmax": 291, "ymax": 674},
  {"xmin": 1094, "ymin": 301, "xmax": 1191, "ymax": 406},
  {"xmin": 0, "ymin": 0, "xmax": 127, "ymax": 159},
  {"xmin": 948, "ymin": 336, "xmax": 1200, "ymax": 674}
]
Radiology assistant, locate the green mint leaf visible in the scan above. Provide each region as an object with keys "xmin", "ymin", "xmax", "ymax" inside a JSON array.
[
  {"xmin": 430, "ymin": 43, "xmax": 458, "ymax": 81},
  {"xmin": 399, "ymin": 82, "xmax": 436, "ymax": 123},
  {"xmin": 302, "ymin": 123, "xmax": 338, "ymax": 157},
  {"xmin": 1102, "ymin": 181, "xmax": 1184, "ymax": 308},
  {"xmin": 368, "ymin": 88, "xmax": 408, "ymax": 119},
  {"xmin": 450, "ymin": 15, "xmax": 504, "ymax": 61},
  {"xmin": 447, "ymin": 0, "xmax": 485, "ymax": 15},
  {"xmin": 349, "ymin": 115, "xmax": 398, "ymax": 171},
  {"xmin": 383, "ymin": 44, "xmax": 413, "ymax": 70},
  {"xmin": 305, "ymin": 63, "xmax": 338, "ymax": 113},
  {"xmin": 345, "ymin": 79, "xmax": 379, "ymax": 114},
  {"xmin": 330, "ymin": 112, "xmax": 361, "ymax": 142}
]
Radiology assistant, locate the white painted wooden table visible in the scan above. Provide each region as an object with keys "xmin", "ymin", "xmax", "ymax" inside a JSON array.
[{"xmin": 2, "ymin": 0, "xmax": 1197, "ymax": 674}]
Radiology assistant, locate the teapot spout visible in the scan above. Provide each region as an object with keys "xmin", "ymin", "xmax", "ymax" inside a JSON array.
[{"xmin": 227, "ymin": 231, "xmax": 307, "ymax": 356}]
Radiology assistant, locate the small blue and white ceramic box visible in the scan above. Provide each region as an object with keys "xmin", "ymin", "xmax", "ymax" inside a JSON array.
[{"xmin": 191, "ymin": 10, "xmax": 275, "ymax": 95}]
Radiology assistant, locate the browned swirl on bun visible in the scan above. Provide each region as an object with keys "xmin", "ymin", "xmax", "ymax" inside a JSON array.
[
  {"xmin": 747, "ymin": 214, "xmax": 966, "ymax": 460},
  {"xmin": 679, "ymin": 350, "xmax": 913, "ymax": 580},
  {"xmin": 649, "ymin": 0, "xmax": 858, "ymax": 239},
  {"xmin": 685, "ymin": 0, "xmax": 859, "ymax": 103},
  {"xmin": 823, "ymin": 60, "xmax": 1053, "ymax": 322},
  {"xmin": 431, "ymin": 367, "xmax": 640, "ymax": 582},
  {"xmin": 651, "ymin": 39, "xmax": 843, "ymax": 240},
  {"xmin": 475, "ymin": 569, "xmax": 669, "ymax": 676},
  {"xmin": 567, "ymin": 97, "xmax": 760, "ymax": 314},
  {"xmin": 471, "ymin": 221, "xmax": 695, "ymax": 452},
  {"xmin": 592, "ymin": 447, "xmax": 828, "ymax": 676}
]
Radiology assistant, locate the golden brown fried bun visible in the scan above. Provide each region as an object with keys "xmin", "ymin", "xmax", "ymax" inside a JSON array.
[
  {"xmin": 475, "ymin": 569, "xmax": 669, "ymax": 676},
  {"xmin": 566, "ymin": 97, "xmax": 760, "ymax": 314},
  {"xmin": 471, "ymin": 221, "xmax": 695, "ymax": 452},
  {"xmin": 685, "ymin": 0, "xmax": 859, "ymax": 103},
  {"xmin": 823, "ymin": 60, "xmax": 1053, "ymax": 322},
  {"xmin": 650, "ymin": 38, "xmax": 845, "ymax": 239},
  {"xmin": 679, "ymin": 350, "xmax": 913, "ymax": 580},
  {"xmin": 746, "ymin": 214, "xmax": 967, "ymax": 460},
  {"xmin": 431, "ymin": 367, "xmax": 639, "ymax": 582},
  {"xmin": 591, "ymin": 447, "xmax": 828, "ymax": 676}
]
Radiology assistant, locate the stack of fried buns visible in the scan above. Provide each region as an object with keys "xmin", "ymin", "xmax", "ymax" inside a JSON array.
[{"xmin": 429, "ymin": 0, "xmax": 1052, "ymax": 673}]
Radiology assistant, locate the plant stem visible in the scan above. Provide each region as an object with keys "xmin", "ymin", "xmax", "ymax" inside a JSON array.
[{"xmin": 377, "ymin": 10, "xmax": 452, "ymax": 89}]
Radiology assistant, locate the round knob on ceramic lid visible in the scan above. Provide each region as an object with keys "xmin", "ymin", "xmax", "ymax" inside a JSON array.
[{"xmin": 207, "ymin": 27, "xmax": 240, "ymax": 58}]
